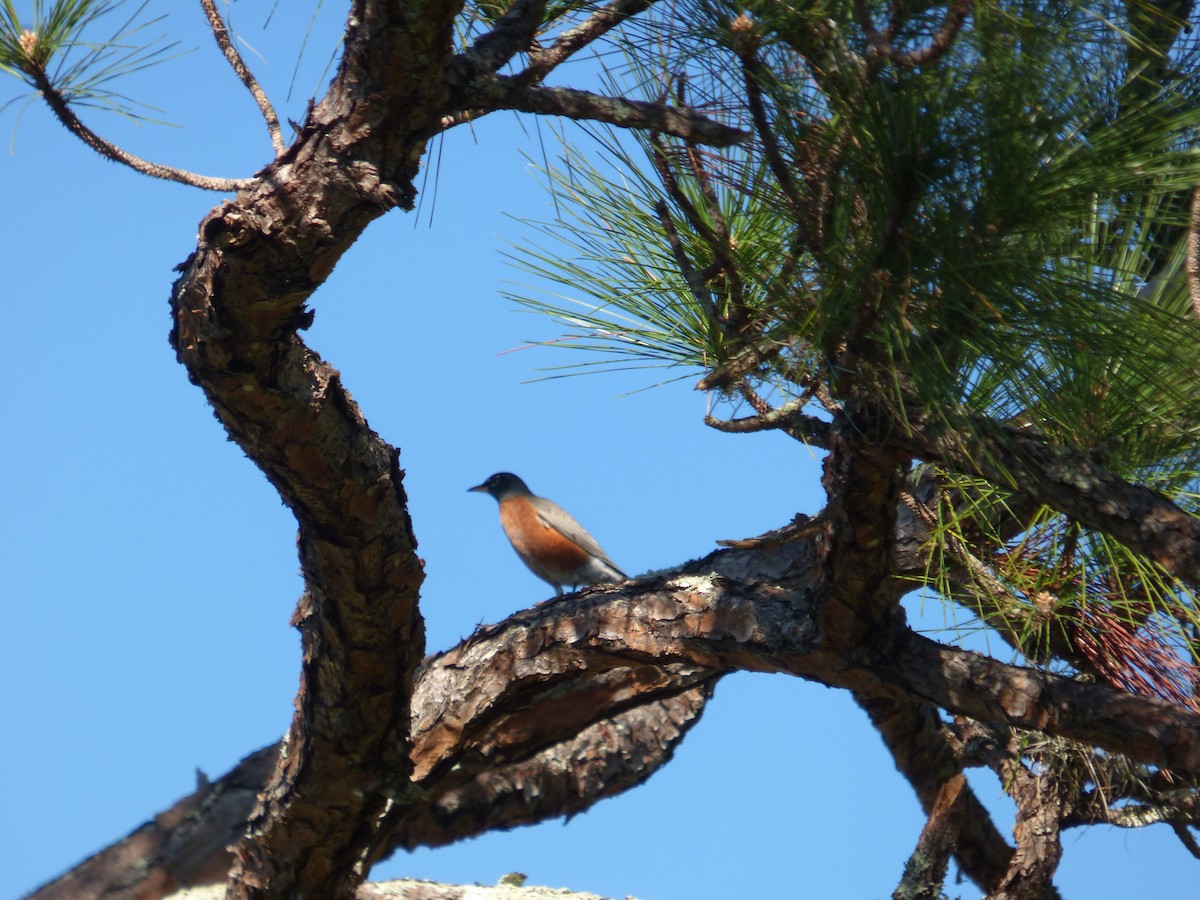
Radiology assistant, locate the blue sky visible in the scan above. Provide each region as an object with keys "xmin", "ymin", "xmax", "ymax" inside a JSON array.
[{"xmin": 1, "ymin": 3, "xmax": 1194, "ymax": 898}]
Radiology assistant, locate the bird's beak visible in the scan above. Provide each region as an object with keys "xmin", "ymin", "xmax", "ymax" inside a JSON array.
[{"xmin": 468, "ymin": 483, "xmax": 487, "ymax": 493}]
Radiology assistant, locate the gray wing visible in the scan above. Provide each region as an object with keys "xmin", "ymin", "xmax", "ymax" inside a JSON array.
[{"xmin": 530, "ymin": 495, "xmax": 626, "ymax": 575}]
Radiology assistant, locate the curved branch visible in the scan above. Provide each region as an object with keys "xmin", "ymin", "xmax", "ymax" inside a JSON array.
[
  {"xmin": 967, "ymin": 727, "xmax": 1066, "ymax": 898},
  {"xmin": 26, "ymin": 664, "xmax": 716, "ymax": 899},
  {"xmin": 166, "ymin": 3, "xmax": 473, "ymax": 893},
  {"xmin": 854, "ymin": 0, "xmax": 972, "ymax": 68},
  {"xmin": 740, "ymin": 50, "xmax": 807, "ymax": 221},
  {"xmin": 200, "ymin": 0, "xmax": 285, "ymax": 154},
  {"xmin": 27, "ymin": 533, "xmax": 1200, "ymax": 897},
  {"xmin": 653, "ymin": 198, "xmax": 718, "ymax": 320},
  {"xmin": 517, "ymin": 0, "xmax": 654, "ymax": 85},
  {"xmin": 704, "ymin": 396, "xmax": 832, "ymax": 442},
  {"xmin": 460, "ymin": 0, "xmax": 548, "ymax": 75},
  {"xmin": 28, "ymin": 66, "xmax": 253, "ymax": 191},
  {"xmin": 410, "ymin": 546, "xmax": 1200, "ymax": 776},
  {"xmin": 893, "ymin": 774, "xmax": 969, "ymax": 898},
  {"xmin": 378, "ymin": 682, "xmax": 714, "ymax": 857}
]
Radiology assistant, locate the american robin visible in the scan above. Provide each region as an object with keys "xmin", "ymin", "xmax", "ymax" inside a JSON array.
[{"xmin": 469, "ymin": 472, "xmax": 627, "ymax": 597}]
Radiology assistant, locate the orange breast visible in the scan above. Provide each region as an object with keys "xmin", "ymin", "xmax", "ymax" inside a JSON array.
[{"xmin": 499, "ymin": 496, "xmax": 592, "ymax": 577}]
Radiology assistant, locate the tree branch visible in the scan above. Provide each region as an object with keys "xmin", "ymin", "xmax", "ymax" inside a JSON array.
[
  {"xmin": 26, "ymin": 664, "xmax": 715, "ymax": 900},
  {"xmin": 28, "ymin": 528, "xmax": 1200, "ymax": 896},
  {"xmin": 166, "ymin": 1, "xmax": 475, "ymax": 894},
  {"xmin": 26, "ymin": 63, "xmax": 252, "ymax": 191},
  {"xmin": 858, "ymin": 695, "xmax": 1013, "ymax": 895},
  {"xmin": 459, "ymin": 0, "xmax": 549, "ymax": 75},
  {"xmin": 479, "ymin": 80, "xmax": 749, "ymax": 146},
  {"xmin": 739, "ymin": 47, "xmax": 808, "ymax": 225},
  {"xmin": 972, "ymin": 728, "xmax": 1067, "ymax": 899},
  {"xmin": 704, "ymin": 395, "xmax": 832, "ymax": 444},
  {"xmin": 1188, "ymin": 184, "xmax": 1200, "ymax": 318},
  {"xmin": 517, "ymin": 0, "xmax": 654, "ymax": 85},
  {"xmin": 854, "ymin": 0, "xmax": 972, "ymax": 69},
  {"xmin": 902, "ymin": 413, "xmax": 1200, "ymax": 588},
  {"xmin": 380, "ymin": 683, "xmax": 714, "ymax": 857},
  {"xmin": 409, "ymin": 545, "xmax": 1200, "ymax": 775},
  {"xmin": 200, "ymin": 0, "xmax": 285, "ymax": 154},
  {"xmin": 893, "ymin": 773, "xmax": 968, "ymax": 899},
  {"xmin": 652, "ymin": 198, "xmax": 718, "ymax": 320}
]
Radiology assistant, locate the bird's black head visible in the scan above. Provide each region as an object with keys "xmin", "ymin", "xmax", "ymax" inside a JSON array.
[{"xmin": 468, "ymin": 472, "xmax": 531, "ymax": 500}]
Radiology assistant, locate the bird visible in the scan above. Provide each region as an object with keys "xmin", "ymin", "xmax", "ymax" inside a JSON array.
[{"xmin": 469, "ymin": 472, "xmax": 627, "ymax": 597}]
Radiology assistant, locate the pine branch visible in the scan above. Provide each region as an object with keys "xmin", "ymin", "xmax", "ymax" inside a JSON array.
[
  {"xmin": 859, "ymin": 695, "xmax": 1014, "ymax": 895},
  {"xmin": 481, "ymin": 79, "xmax": 749, "ymax": 146},
  {"xmin": 854, "ymin": 0, "xmax": 972, "ymax": 69},
  {"xmin": 460, "ymin": 0, "xmax": 548, "ymax": 75},
  {"xmin": 903, "ymin": 412, "xmax": 1200, "ymax": 589},
  {"xmin": 23, "ymin": 58, "xmax": 252, "ymax": 191},
  {"xmin": 970, "ymin": 727, "xmax": 1067, "ymax": 898},
  {"xmin": 1188, "ymin": 184, "xmax": 1200, "ymax": 318},
  {"xmin": 25, "ymin": 676, "xmax": 714, "ymax": 899},
  {"xmin": 893, "ymin": 774, "xmax": 968, "ymax": 899},
  {"xmin": 200, "ymin": 0, "xmax": 285, "ymax": 154},
  {"xmin": 517, "ymin": 0, "xmax": 655, "ymax": 85},
  {"xmin": 703, "ymin": 394, "xmax": 831, "ymax": 444}
]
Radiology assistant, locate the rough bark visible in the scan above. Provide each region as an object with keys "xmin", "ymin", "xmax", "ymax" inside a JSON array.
[
  {"xmin": 163, "ymin": 879, "xmax": 624, "ymax": 900},
  {"xmin": 893, "ymin": 773, "xmax": 969, "ymax": 900},
  {"xmin": 971, "ymin": 728, "xmax": 1069, "ymax": 900},
  {"xmin": 29, "ymin": 538, "xmax": 1200, "ymax": 900},
  {"xmin": 157, "ymin": 0, "xmax": 744, "ymax": 896},
  {"xmin": 859, "ymin": 695, "xmax": 1013, "ymax": 894},
  {"xmin": 22, "ymin": 1, "xmax": 1200, "ymax": 897}
]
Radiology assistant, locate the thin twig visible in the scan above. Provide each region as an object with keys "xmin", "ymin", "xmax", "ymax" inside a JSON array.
[
  {"xmin": 695, "ymin": 336, "xmax": 785, "ymax": 391},
  {"xmin": 854, "ymin": 0, "xmax": 972, "ymax": 68},
  {"xmin": 704, "ymin": 394, "xmax": 831, "ymax": 443},
  {"xmin": 654, "ymin": 199, "xmax": 718, "ymax": 321},
  {"xmin": 518, "ymin": 0, "xmax": 655, "ymax": 86},
  {"xmin": 648, "ymin": 133, "xmax": 726, "ymax": 249},
  {"xmin": 739, "ymin": 383, "xmax": 774, "ymax": 417},
  {"xmin": 647, "ymin": 131, "xmax": 750, "ymax": 332},
  {"xmin": 673, "ymin": 82, "xmax": 749, "ymax": 330},
  {"xmin": 674, "ymin": 76, "xmax": 729, "ymax": 238},
  {"xmin": 200, "ymin": 0, "xmax": 285, "ymax": 155},
  {"xmin": 740, "ymin": 51, "xmax": 806, "ymax": 221},
  {"xmin": 30, "ymin": 65, "xmax": 253, "ymax": 192},
  {"xmin": 1173, "ymin": 822, "xmax": 1200, "ymax": 859}
]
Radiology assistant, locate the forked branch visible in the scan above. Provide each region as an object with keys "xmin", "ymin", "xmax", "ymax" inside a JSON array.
[
  {"xmin": 704, "ymin": 394, "xmax": 832, "ymax": 444},
  {"xmin": 854, "ymin": 0, "xmax": 972, "ymax": 68},
  {"xmin": 515, "ymin": 0, "xmax": 654, "ymax": 86},
  {"xmin": 460, "ymin": 0, "xmax": 549, "ymax": 75}
]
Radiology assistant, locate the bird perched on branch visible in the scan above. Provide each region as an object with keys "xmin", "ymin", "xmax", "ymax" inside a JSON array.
[{"xmin": 469, "ymin": 472, "xmax": 626, "ymax": 597}]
